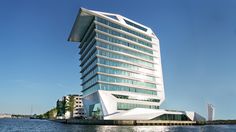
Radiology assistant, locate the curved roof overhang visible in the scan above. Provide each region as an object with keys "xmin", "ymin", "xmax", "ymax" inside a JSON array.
[{"xmin": 68, "ymin": 8, "xmax": 95, "ymax": 42}]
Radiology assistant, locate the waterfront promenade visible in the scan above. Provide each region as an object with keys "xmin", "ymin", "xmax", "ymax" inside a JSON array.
[
  {"xmin": 55, "ymin": 119, "xmax": 200, "ymax": 126},
  {"xmin": 54, "ymin": 119, "xmax": 236, "ymax": 126},
  {"xmin": 1, "ymin": 118, "xmax": 236, "ymax": 132}
]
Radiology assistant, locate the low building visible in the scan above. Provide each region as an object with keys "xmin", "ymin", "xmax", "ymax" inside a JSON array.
[
  {"xmin": 0, "ymin": 114, "xmax": 12, "ymax": 118},
  {"xmin": 56, "ymin": 94, "xmax": 86, "ymax": 119},
  {"xmin": 73, "ymin": 95, "xmax": 86, "ymax": 118}
]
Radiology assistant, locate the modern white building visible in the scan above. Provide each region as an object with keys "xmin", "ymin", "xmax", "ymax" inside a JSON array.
[
  {"xmin": 207, "ymin": 104, "xmax": 215, "ymax": 121},
  {"xmin": 68, "ymin": 8, "xmax": 205, "ymax": 121}
]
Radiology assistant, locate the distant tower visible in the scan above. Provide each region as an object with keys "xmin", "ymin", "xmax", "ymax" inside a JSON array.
[{"xmin": 207, "ymin": 104, "xmax": 215, "ymax": 121}]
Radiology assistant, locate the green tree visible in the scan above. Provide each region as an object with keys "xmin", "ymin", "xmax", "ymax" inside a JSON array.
[
  {"xmin": 68, "ymin": 96, "xmax": 75, "ymax": 118},
  {"xmin": 42, "ymin": 108, "xmax": 57, "ymax": 119},
  {"xmin": 56, "ymin": 100, "xmax": 64, "ymax": 117}
]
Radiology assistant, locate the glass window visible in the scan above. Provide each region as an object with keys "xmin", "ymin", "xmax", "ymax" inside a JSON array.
[
  {"xmin": 105, "ymin": 15, "xmax": 118, "ymax": 20},
  {"xmin": 82, "ymin": 67, "xmax": 98, "ymax": 83},
  {"xmin": 96, "ymin": 41, "xmax": 153, "ymax": 61},
  {"xmin": 89, "ymin": 103, "xmax": 103, "ymax": 119},
  {"xmin": 81, "ymin": 59, "xmax": 97, "ymax": 77},
  {"xmin": 80, "ymin": 40, "xmax": 96, "ymax": 62},
  {"xmin": 117, "ymin": 103, "xmax": 158, "ymax": 110},
  {"xmin": 97, "ymin": 33, "xmax": 153, "ymax": 54},
  {"xmin": 113, "ymin": 94, "xmax": 160, "ymax": 102},
  {"xmin": 124, "ymin": 19, "xmax": 148, "ymax": 32},
  {"xmin": 81, "ymin": 51, "xmax": 97, "ymax": 70},
  {"xmin": 96, "ymin": 17, "xmax": 151, "ymax": 41},
  {"xmin": 98, "ymin": 84, "xmax": 157, "ymax": 95},
  {"xmin": 97, "ymin": 58, "xmax": 154, "ymax": 74},
  {"xmin": 99, "ymin": 74, "xmax": 156, "ymax": 88},
  {"xmin": 82, "ymin": 84, "xmax": 100, "ymax": 96},
  {"xmin": 80, "ymin": 31, "xmax": 96, "ymax": 51},
  {"xmin": 82, "ymin": 75, "xmax": 98, "ymax": 90},
  {"xmin": 97, "ymin": 49, "xmax": 154, "ymax": 68},
  {"xmin": 96, "ymin": 25, "xmax": 152, "ymax": 48},
  {"xmin": 98, "ymin": 66, "xmax": 156, "ymax": 82},
  {"xmin": 152, "ymin": 114, "xmax": 191, "ymax": 121}
]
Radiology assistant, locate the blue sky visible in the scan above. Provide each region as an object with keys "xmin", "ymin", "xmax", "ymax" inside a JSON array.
[{"xmin": 0, "ymin": 0, "xmax": 236, "ymax": 119}]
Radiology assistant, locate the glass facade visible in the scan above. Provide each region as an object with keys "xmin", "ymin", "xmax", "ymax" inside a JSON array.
[
  {"xmin": 96, "ymin": 17, "xmax": 151, "ymax": 41},
  {"xmin": 99, "ymin": 74, "xmax": 156, "ymax": 88},
  {"xmin": 97, "ymin": 33, "xmax": 153, "ymax": 54},
  {"xmin": 113, "ymin": 94, "xmax": 160, "ymax": 103},
  {"xmin": 89, "ymin": 103, "xmax": 103, "ymax": 119},
  {"xmin": 96, "ymin": 25, "xmax": 152, "ymax": 47},
  {"xmin": 96, "ymin": 41, "xmax": 154, "ymax": 61},
  {"xmin": 117, "ymin": 103, "xmax": 159, "ymax": 110},
  {"xmin": 82, "ymin": 64, "xmax": 156, "ymax": 83},
  {"xmin": 97, "ymin": 49, "xmax": 154, "ymax": 68},
  {"xmin": 98, "ymin": 66, "xmax": 156, "ymax": 82},
  {"xmin": 124, "ymin": 19, "xmax": 148, "ymax": 32},
  {"xmin": 152, "ymin": 114, "xmax": 191, "ymax": 121},
  {"xmin": 97, "ymin": 58, "xmax": 155, "ymax": 73},
  {"xmin": 79, "ymin": 15, "xmax": 160, "ymax": 114},
  {"xmin": 82, "ymin": 83, "xmax": 157, "ymax": 96}
]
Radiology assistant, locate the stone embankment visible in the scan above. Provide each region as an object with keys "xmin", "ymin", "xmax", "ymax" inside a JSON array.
[{"xmin": 55, "ymin": 119, "xmax": 200, "ymax": 126}]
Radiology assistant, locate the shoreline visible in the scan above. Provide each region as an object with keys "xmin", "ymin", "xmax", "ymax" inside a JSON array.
[
  {"xmin": 53, "ymin": 119, "xmax": 200, "ymax": 126},
  {"xmin": 2, "ymin": 118, "xmax": 236, "ymax": 126},
  {"xmin": 53, "ymin": 119, "xmax": 236, "ymax": 126}
]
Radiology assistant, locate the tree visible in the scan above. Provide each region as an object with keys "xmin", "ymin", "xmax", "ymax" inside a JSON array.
[
  {"xmin": 56, "ymin": 99, "xmax": 64, "ymax": 117},
  {"xmin": 42, "ymin": 108, "xmax": 57, "ymax": 119},
  {"xmin": 68, "ymin": 96, "xmax": 75, "ymax": 118}
]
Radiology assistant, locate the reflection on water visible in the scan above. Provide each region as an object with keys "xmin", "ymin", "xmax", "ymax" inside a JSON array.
[
  {"xmin": 0, "ymin": 119, "xmax": 236, "ymax": 132},
  {"xmin": 94, "ymin": 126, "xmax": 199, "ymax": 132},
  {"xmin": 95, "ymin": 126, "xmax": 172, "ymax": 132}
]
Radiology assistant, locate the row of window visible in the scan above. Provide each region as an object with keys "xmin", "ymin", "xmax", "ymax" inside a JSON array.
[
  {"xmin": 81, "ymin": 59, "xmax": 97, "ymax": 77},
  {"xmin": 82, "ymin": 57, "xmax": 157, "ymax": 83},
  {"xmin": 83, "ymin": 75, "xmax": 98, "ymax": 90},
  {"xmin": 81, "ymin": 40, "xmax": 96, "ymax": 62},
  {"xmin": 81, "ymin": 51, "xmax": 97, "ymax": 70},
  {"xmin": 96, "ymin": 41, "xmax": 153, "ymax": 61},
  {"xmin": 82, "ymin": 84, "xmax": 99, "ymax": 96},
  {"xmin": 83, "ymin": 73, "xmax": 157, "ymax": 91},
  {"xmin": 84, "ymin": 65, "xmax": 156, "ymax": 84},
  {"xmin": 80, "ymin": 38, "xmax": 96, "ymax": 56},
  {"xmin": 96, "ymin": 17, "xmax": 151, "ymax": 41},
  {"xmin": 100, "ymin": 84, "xmax": 157, "ymax": 95},
  {"xmin": 113, "ymin": 94, "xmax": 160, "ymax": 103},
  {"xmin": 80, "ymin": 30, "xmax": 96, "ymax": 51},
  {"xmin": 153, "ymin": 114, "xmax": 191, "ymax": 121},
  {"xmin": 98, "ymin": 49, "xmax": 154, "ymax": 68},
  {"xmin": 99, "ymin": 74, "xmax": 156, "ymax": 88},
  {"xmin": 82, "ymin": 83, "xmax": 157, "ymax": 97},
  {"xmin": 82, "ymin": 67, "xmax": 98, "ymax": 83},
  {"xmin": 99, "ymin": 66, "xmax": 156, "ymax": 82},
  {"xmin": 79, "ymin": 21, "xmax": 95, "ymax": 47},
  {"xmin": 96, "ymin": 25, "xmax": 152, "ymax": 48},
  {"xmin": 124, "ymin": 19, "xmax": 148, "ymax": 32},
  {"xmin": 97, "ymin": 33, "xmax": 153, "ymax": 54},
  {"xmin": 117, "ymin": 103, "xmax": 159, "ymax": 110},
  {"xmin": 98, "ymin": 58, "xmax": 155, "ymax": 74}
]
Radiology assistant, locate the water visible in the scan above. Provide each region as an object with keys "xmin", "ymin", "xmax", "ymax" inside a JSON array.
[{"xmin": 0, "ymin": 119, "xmax": 236, "ymax": 132}]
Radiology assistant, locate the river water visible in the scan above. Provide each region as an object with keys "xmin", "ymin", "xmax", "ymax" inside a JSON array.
[{"xmin": 0, "ymin": 119, "xmax": 236, "ymax": 132}]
